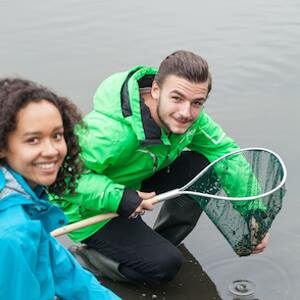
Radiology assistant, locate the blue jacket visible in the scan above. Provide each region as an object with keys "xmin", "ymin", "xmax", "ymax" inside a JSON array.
[{"xmin": 0, "ymin": 165, "xmax": 120, "ymax": 300}]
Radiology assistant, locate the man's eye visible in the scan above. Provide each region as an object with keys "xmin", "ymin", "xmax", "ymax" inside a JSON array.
[
  {"xmin": 172, "ymin": 96, "xmax": 181, "ymax": 101},
  {"xmin": 193, "ymin": 101, "xmax": 204, "ymax": 107}
]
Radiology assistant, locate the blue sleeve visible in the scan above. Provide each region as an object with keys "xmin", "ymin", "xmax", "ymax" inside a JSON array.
[
  {"xmin": 0, "ymin": 238, "xmax": 43, "ymax": 300},
  {"xmin": 49, "ymin": 237, "xmax": 120, "ymax": 300}
]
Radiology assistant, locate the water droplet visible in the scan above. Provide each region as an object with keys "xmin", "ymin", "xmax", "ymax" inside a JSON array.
[{"xmin": 229, "ymin": 279, "xmax": 256, "ymax": 296}]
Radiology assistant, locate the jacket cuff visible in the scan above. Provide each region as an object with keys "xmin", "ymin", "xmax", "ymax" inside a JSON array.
[{"xmin": 117, "ymin": 188, "xmax": 143, "ymax": 217}]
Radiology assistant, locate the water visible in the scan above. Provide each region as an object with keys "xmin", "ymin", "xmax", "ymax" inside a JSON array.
[{"xmin": 1, "ymin": 0, "xmax": 300, "ymax": 299}]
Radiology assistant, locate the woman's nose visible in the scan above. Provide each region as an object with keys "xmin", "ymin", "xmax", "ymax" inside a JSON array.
[{"xmin": 41, "ymin": 140, "xmax": 59, "ymax": 156}]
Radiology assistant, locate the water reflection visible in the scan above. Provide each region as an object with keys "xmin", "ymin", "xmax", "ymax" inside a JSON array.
[
  {"xmin": 207, "ymin": 256, "xmax": 290, "ymax": 299},
  {"xmin": 1, "ymin": 0, "xmax": 300, "ymax": 299}
]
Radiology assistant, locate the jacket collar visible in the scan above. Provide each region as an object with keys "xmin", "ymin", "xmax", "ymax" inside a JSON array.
[
  {"xmin": 0, "ymin": 165, "xmax": 46, "ymax": 209},
  {"xmin": 120, "ymin": 66, "xmax": 168, "ymax": 146}
]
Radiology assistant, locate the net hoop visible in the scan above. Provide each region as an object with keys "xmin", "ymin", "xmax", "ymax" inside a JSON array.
[{"xmin": 178, "ymin": 147, "xmax": 287, "ymax": 202}]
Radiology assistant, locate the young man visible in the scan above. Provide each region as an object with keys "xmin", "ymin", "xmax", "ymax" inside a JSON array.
[{"xmin": 54, "ymin": 50, "xmax": 269, "ymax": 285}]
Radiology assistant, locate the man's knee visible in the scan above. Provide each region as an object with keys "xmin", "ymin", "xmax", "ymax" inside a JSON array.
[{"xmin": 147, "ymin": 246, "xmax": 183, "ymax": 284}]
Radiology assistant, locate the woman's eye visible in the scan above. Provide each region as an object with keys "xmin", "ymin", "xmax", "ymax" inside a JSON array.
[
  {"xmin": 53, "ymin": 132, "xmax": 64, "ymax": 140},
  {"xmin": 27, "ymin": 137, "xmax": 39, "ymax": 144}
]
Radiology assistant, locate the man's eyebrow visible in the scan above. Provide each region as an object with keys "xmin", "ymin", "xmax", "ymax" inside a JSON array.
[
  {"xmin": 170, "ymin": 90, "xmax": 186, "ymax": 97},
  {"xmin": 171, "ymin": 89, "xmax": 207, "ymax": 101},
  {"xmin": 194, "ymin": 97, "xmax": 207, "ymax": 102}
]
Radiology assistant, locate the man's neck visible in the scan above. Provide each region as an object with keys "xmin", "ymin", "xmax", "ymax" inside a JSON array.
[
  {"xmin": 140, "ymin": 88, "xmax": 161, "ymax": 127},
  {"xmin": 141, "ymin": 90, "xmax": 171, "ymax": 135}
]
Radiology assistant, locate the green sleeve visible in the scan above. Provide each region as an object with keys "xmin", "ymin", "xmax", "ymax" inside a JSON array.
[
  {"xmin": 64, "ymin": 112, "xmax": 131, "ymax": 214},
  {"xmin": 64, "ymin": 170, "xmax": 124, "ymax": 214},
  {"xmin": 188, "ymin": 112, "xmax": 265, "ymax": 215}
]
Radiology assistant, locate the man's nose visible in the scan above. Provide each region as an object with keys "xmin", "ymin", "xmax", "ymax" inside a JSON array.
[{"xmin": 179, "ymin": 102, "xmax": 191, "ymax": 118}]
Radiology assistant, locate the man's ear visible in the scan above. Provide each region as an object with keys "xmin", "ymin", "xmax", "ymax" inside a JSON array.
[{"xmin": 151, "ymin": 81, "xmax": 160, "ymax": 101}]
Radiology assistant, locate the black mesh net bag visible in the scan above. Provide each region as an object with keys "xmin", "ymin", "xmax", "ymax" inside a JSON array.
[{"xmin": 185, "ymin": 148, "xmax": 286, "ymax": 256}]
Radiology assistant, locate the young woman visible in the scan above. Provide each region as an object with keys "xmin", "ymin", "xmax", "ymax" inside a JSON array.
[{"xmin": 0, "ymin": 78, "xmax": 119, "ymax": 300}]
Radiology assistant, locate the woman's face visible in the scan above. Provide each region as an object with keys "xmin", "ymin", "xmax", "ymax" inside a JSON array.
[{"xmin": 0, "ymin": 100, "xmax": 67, "ymax": 188}]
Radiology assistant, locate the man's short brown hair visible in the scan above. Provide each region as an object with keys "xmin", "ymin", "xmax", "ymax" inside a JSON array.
[{"xmin": 154, "ymin": 50, "xmax": 212, "ymax": 94}]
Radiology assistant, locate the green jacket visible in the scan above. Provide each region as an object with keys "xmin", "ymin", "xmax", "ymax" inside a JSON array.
[{"xmin": 53, "ymin": 66, "xmax": 260, "ymax": 242}]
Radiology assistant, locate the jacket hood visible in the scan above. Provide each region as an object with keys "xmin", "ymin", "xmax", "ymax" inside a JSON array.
[
  {"xmin": 92, "ymin": 66, "xmax": 165, "ymax": 145},
  {"xmin": 0, "ymin": 166, "xmax": 37, "ymax": 210}
]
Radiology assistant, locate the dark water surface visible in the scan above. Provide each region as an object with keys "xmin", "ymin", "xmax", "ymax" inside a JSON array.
[{"xmin": 1, "ymin": 1, "xmax": 300, "ymax": 299}]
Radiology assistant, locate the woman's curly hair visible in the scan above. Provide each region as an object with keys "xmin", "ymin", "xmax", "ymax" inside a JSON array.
[{"xmin": 0, "ymin": 78, "xmax": 83, "ymax": 195}]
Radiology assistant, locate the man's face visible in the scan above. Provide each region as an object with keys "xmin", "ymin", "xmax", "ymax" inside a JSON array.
[{"xmin": 151, "ymin": 75, "xmax": 209, "ymax": 134}]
